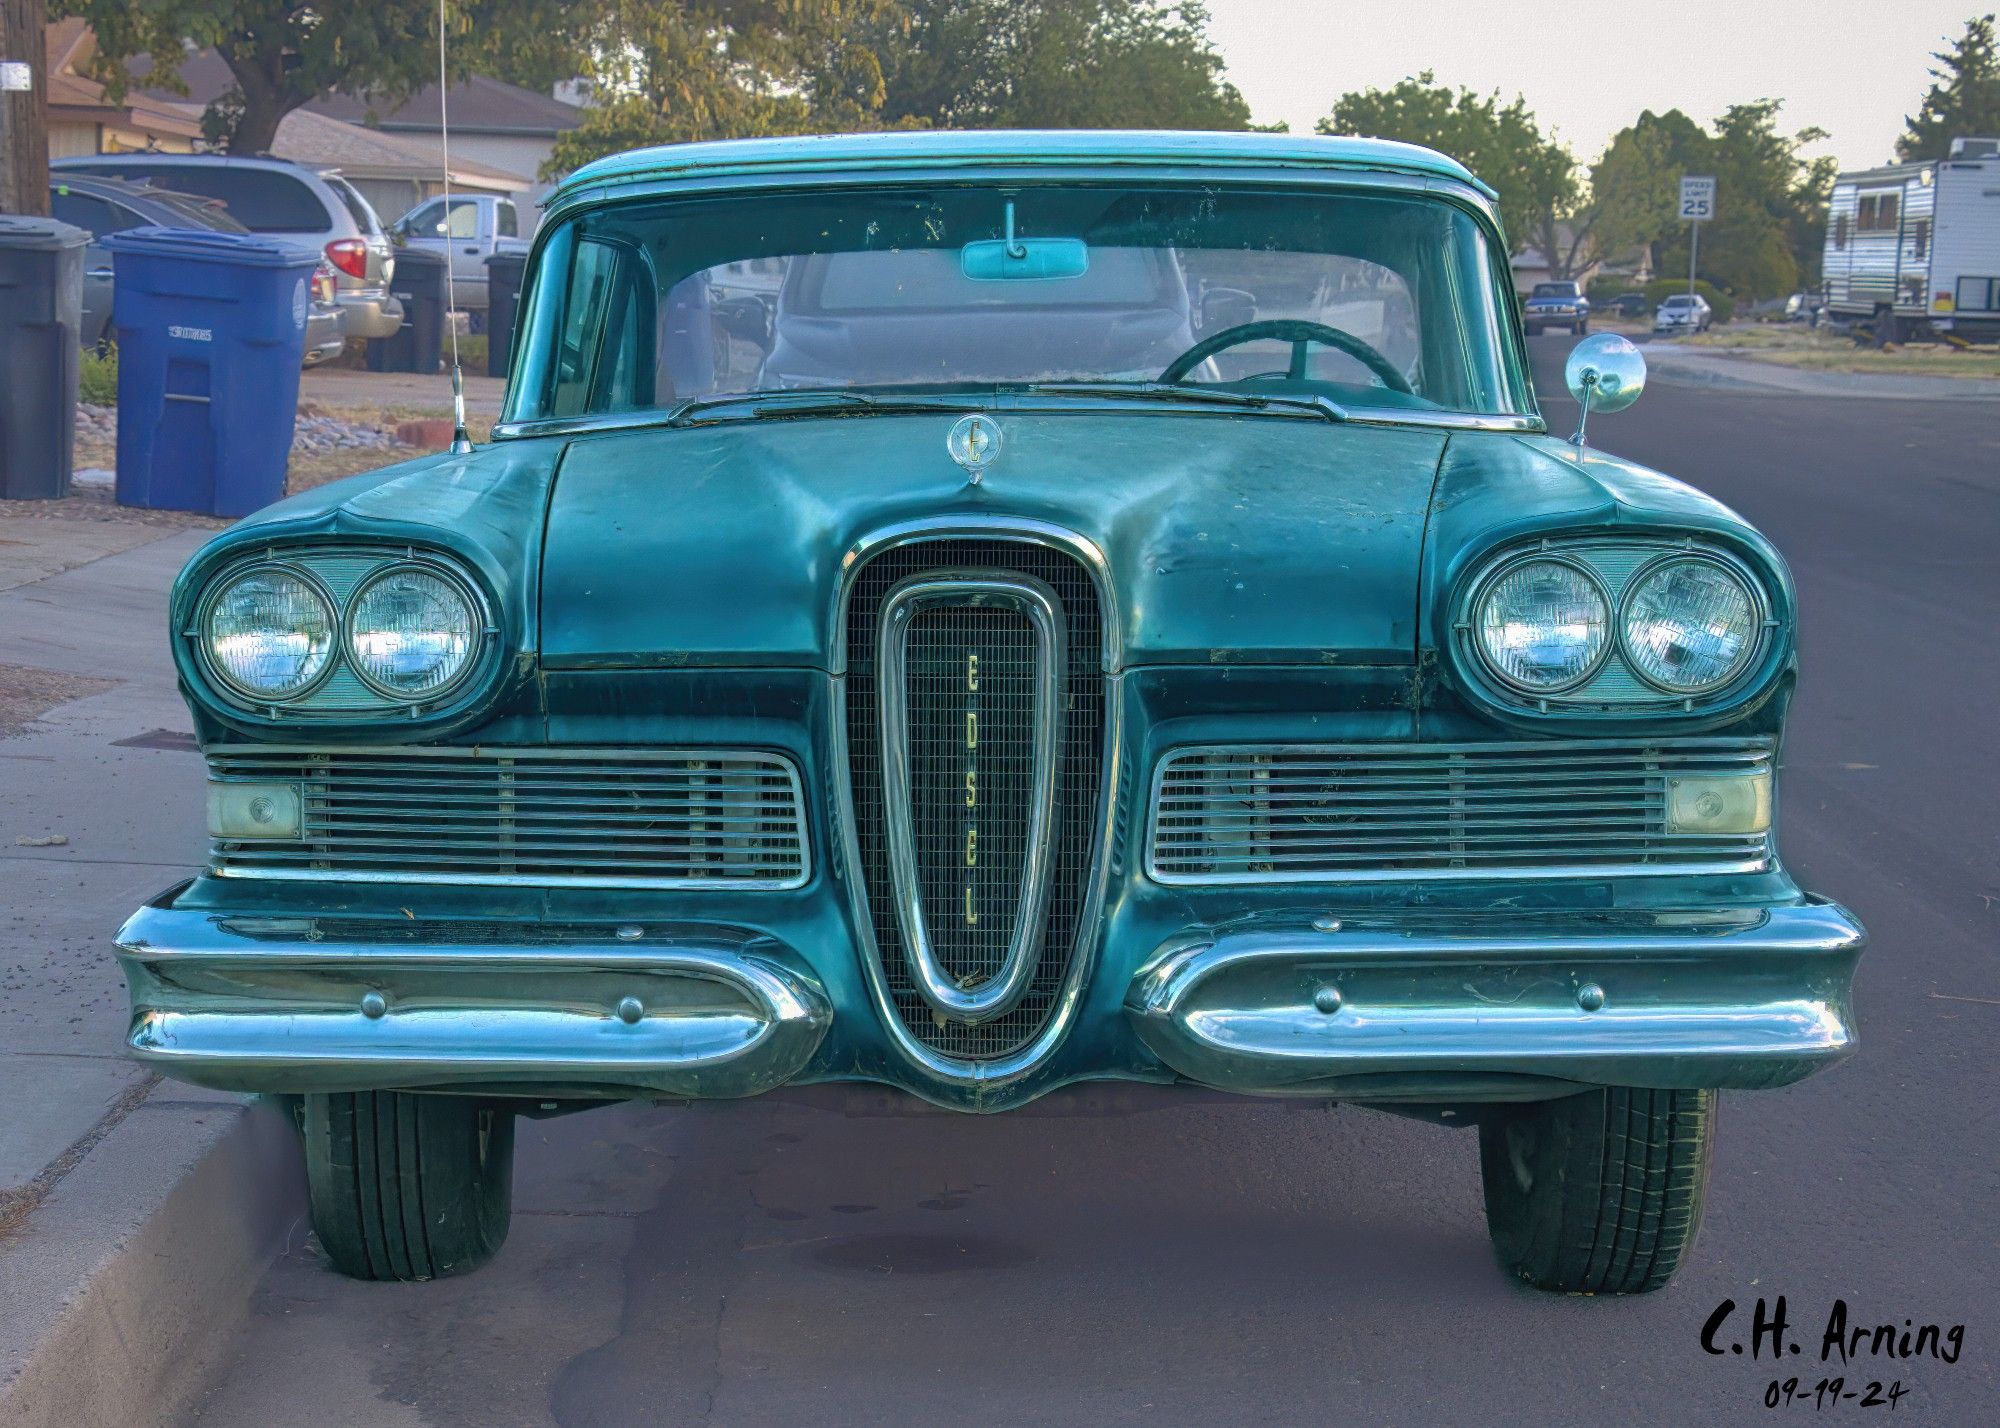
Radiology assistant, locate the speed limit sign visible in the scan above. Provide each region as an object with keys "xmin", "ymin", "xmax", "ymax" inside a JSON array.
[{"xmin": 1679, "ymin": 175, "xmax": 1716, "ymax": 221}]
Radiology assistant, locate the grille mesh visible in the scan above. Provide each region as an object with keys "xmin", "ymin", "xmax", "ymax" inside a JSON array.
[
  {"xmin": 210, "ymin": 747, "xmax": 807, "ymax": 888},
  {"xmin": 847, "ymin": 541, "xmax": 1106, "ymax": 1061},
  {"xmin": 1150, "ymin": 738, "xmax": 1773, "ymax": 882}
]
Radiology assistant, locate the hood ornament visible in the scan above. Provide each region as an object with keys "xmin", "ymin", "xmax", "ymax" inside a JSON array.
[{"xmin": 947, "ymin": 414, "xmax": 1002, "ymax": 484}]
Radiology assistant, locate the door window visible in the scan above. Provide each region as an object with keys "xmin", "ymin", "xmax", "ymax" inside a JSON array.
[{"xmin": 496, "ymin": 202, "xmax": 519, "ymax": 238}]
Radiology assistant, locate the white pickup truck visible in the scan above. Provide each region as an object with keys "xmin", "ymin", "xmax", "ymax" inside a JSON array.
[{"xmin": 388, "ymin": 193, "xmax": 533, "ymax": 315}]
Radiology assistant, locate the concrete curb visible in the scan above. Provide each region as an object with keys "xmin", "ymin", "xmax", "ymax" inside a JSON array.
[
  {"xmin": 0, "ymin": 1091, "xmax": 305, "ymax": 1428},
  {"xmin": 1643, "ymin": 346, "xmax": 2000, "ymax": 401}
]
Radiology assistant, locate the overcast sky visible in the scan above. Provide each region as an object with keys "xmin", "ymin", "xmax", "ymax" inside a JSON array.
[{"xmin": 1202, "ymin": 0, "xmax": 1980, "ymax": 169}]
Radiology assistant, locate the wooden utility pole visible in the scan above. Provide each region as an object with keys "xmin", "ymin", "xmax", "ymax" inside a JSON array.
[{"xmin": 0, "ymin": 0, "xmax": 51, "ymax": 217}]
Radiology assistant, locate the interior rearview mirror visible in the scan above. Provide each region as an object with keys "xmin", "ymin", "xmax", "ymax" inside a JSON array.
[{"xmin": 1200, "ymin": 286, "xmax": 1257, "ymax": 333}]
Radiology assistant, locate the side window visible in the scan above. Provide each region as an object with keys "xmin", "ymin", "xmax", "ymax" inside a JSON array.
[
  {"xmin": 1834, "ymin": 215, "xmax": 1848, "ymax": 249},
  {"xmin": 1856, "ymin": 196, "xmax": 1876, "ymax": 231},
  {"xmin": 444, "ymin": 199, "xmax": 480, "ymax": 240},
  {"xmin": 406, "ymin": 200, "xmax": 443, "ymax": 235},
  {"xmin": 548, "ymin": 238, "xmax": 652, "ymax": 418},
  {"xmin": 50, "ymin": 191, "xmax": 133, "ymax": 238},
  {"xmin": 1912, "ymin": 219, "xmax": 1929, "ymax": 259},
  {"xmin": 496, "ymin": 202, "xmax": 519, "ymax": 238},
  {"xmin": 1879, "ymin": 193, "xmax": 1899, "ymax": 230}
]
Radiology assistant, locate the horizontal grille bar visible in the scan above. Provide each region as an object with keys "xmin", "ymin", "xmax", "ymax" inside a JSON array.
[
  {"xmin": 209, "ymin": 746, "xmax": 809, "ymax": 890},
  {"xmin": 1148, "ymin": 738, "xmax": 1774, "ymax": 884}
]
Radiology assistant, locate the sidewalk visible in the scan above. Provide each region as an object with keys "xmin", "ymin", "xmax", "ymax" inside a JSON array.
[
  {"xmin": 1642, "ymin": 341, "xmax": 2000, "ymax": 401},
  {"xmin": 0, "ymin": 516, "xmax": 302, "ymax": 1426}
]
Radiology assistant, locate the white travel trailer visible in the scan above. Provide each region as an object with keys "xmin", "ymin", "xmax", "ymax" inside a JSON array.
[{"xmin": 1821, "ymin": 136, "xmax": 2000, "ymax": 339}]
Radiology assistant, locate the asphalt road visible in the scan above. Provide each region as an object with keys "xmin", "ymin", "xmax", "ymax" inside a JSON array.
[{"xmin": 182, "ymin": 343, "xmax": 2000, "ymax": 1426}]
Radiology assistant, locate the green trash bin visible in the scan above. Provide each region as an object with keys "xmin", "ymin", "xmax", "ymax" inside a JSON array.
[{"xmin": 0, "ymin": 217, "xmax": 88, "ymax": 500}]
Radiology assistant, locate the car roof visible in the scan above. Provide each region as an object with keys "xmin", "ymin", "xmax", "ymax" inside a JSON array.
[
  {"xmin": 555, "ymin": 129, "xmax": 1493, "ymax": 204},
  {"xmin": 54, "ymin": 152, "xmax": 312, "ymax": 174}
]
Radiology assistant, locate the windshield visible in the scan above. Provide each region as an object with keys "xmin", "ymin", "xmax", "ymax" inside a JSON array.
[
  {"xmin": 506, "ymin": 183, "xmax": 1526, "ymax": 425},
  {"xmin": 1530, "ymin": 283, "xmax": 1578, "ymax": 298}
]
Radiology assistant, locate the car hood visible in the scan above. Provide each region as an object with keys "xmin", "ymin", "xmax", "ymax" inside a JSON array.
[{"xmin": 538, "ymin": 410, "xmax": 1450, "ymax": 669}]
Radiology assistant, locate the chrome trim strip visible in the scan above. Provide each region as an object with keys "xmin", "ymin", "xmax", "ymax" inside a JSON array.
[
  {"xmin": 117, "ymin": 911, "xmax": 833, "ymax": 1099},
  {"xmin": 876, "ymin": 574, "xmax": 1064, "ymax": 1024},
  {"xmin": 833, "ymin": 514, "xmax": 1119, "ymax": 675},
  {"xmin": 207, "ymin": 744, "xmax": 812, "ymax": 892},
  {"xmin": 1143, "ymin": 737, "xmax": 1777, "ymax": 886},
  {"xmin": 1124, "ymin": 901, "xmax": 1865, "ymax": 1094}
]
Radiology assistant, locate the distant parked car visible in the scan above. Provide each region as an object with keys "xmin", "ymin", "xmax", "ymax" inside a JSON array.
[
  {"xmin": 1782, "ymin": 292, "xmax": 1823, "ymax": 324},
  {"xmin": 1603, "ymin": 292, "xmax": 1649, "ymax": 319},
  {"xmin": 49, "ymin": 172, "xmax": 346, "ymax": 365},
  {"xmin": 53, "ymin": 154, "xmax": 402, "ymax": 340},
  {"xmin": 1522, "ymin": 280, "xmax": 1589, "ymax": 335},
  {"xmin": 388, "ymin": 193, "xmax": 531, "ymax": 315},
  {"xmin": 1654, "ymin": 293, "xmax": 1713, "ymax": 334}
]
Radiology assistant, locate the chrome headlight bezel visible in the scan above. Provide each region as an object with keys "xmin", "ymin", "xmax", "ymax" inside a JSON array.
[
  {"xmin": 183, "ymin": 545, "xmax": 500, "ymax": 722},
  {"xmin": 1617, "ymin": 550, "xmax": 1770, "ymax": 695},
  {"xmin": 1466, "ymin": 551, "xmax": 1614, "ymax": 695},
  {"xmin": 342, "ymin": 561, "xmax": 486, "ymax": 702},
  {"xmin": 195, "ymin": 561, "xmax": 340, "ymax": 705},
  {"xmin": 1451, "ymin": 536, "xmax": 1784, "ymax": 719}
]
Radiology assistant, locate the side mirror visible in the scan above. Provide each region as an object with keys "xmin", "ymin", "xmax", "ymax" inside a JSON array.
[
  {"xmin": 1564, "ymin": 333, "xmax": 1646, "ymax": 446},
  {"xmin": 1199, "ymin": 286, "xmax": 1257, "ymax": 333}
]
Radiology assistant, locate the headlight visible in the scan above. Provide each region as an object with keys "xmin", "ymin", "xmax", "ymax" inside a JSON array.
[
  {"xmin": 1622, "ymin": 556, "xmax": 1761, "ymax": 692},
  {"xmin": 203, "ymin": 568, "xmax": 335, "ymax": 698},
  {"xmin": 1473, "ymin": 558, "xmax": 1610, "ymax": 691},
  {"xmin": 346, "ymin": 567, "xmax": 478, "ymax": 698}
]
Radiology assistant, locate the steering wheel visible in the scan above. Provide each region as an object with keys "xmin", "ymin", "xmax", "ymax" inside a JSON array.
[{"xmin": 1159, "ymin": 318, "xmax": 1413, "ymax": 394}]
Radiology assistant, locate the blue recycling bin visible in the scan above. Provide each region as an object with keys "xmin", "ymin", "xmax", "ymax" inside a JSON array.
[{"xmin": 102, "ymin": 228, "xmax": 318, "ymax": 517}]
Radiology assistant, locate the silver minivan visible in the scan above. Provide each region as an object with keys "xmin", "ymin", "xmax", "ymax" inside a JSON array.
[{"xmin": 51, "ymin": 154, "xmax": 404, "ymax": 339}]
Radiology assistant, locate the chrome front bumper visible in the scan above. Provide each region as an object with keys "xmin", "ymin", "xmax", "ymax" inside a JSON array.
[
  {"xmin": 116, "ymin": 895, "xmax": 829, "ymax": 1099},
  {"xmin": 1125, "ymin": 900, "xmax": 1864, "ymax": 1100}
]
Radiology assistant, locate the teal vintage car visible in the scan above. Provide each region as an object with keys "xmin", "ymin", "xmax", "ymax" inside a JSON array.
[{"xmin": 117, "ymin": 131, "xmax": 1864, "ymax": 1293}]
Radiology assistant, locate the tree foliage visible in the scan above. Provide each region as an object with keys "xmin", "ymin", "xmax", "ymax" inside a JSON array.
[
  {"xmin": 1314, "ymin": 71, "xmax": 1580, "ymax": 266},
  {"xmin": 52, "ymin": 0, "xmax": 553, "ymax": 155},
  {"xmin": 1898, "ymin": 13, "xmax": 2000, "ymax": 161},
  {"xmin": 549, "ymin": 0, "xmax": 1249, "ymax": 173},
  {"xmin": 1591, "ymin": 101, "xmax": 1834, "ymax": 299}
]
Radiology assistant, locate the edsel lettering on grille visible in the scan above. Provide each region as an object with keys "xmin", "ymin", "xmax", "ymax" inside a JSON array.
[{"xmin": 117, "ymin": 131, "xmax": 1865, "ymax": 1290}]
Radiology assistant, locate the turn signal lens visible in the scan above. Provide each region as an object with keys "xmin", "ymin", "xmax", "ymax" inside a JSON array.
[
  {"xmin": 1666, "ymin": 772, "xmax": 1772, "ymax": 835},
  {"xmin": 206, "ymin": 781, "xmax": 303, "ymax": 840}
]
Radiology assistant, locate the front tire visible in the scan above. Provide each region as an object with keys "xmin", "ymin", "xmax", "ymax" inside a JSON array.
[
  {"xmin": 1479, "ymin": 1087, "xmax": 1715, "ymax": 1294},
  {"xmin": 1576, "ymin": 319, "xmax": 1589, "ymax": 335},
  {"xmin": 303, "ymin": 1091, "xmax": 515, "ymax": 1281}
]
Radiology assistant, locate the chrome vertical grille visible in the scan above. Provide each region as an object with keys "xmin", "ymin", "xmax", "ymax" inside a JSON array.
[{"xmin": 846, "ymin": 541, "xmax": 1106, "ymax": 1060}]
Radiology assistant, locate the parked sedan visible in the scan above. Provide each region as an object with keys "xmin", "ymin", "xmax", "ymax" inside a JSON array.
[
  {"xmin": 50, "ymin": 173, "xmax": 346, "ymax": 364},
  {"xmin": 53, "ymin": 155, "xmax": 402, "ymax": 340},
  {"xmin": 123, "ymin": 131, "xmax": 1862, "ymax": 1300},
  {"xmin": 1522, "ymin": 280, "xmax": 1589, "ymax": 335},
  {"xmin": 1654, "ymin": 292, "xmax": 1713, "ymax": 334}
]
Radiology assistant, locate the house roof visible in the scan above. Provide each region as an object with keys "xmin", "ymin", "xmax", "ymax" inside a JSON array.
[
  {"xmin": 310, "ymin": 76, "xmax": 585, "ymax": 137},
  {"xmin": 44, "ymin": 19, "xmax": 204, "ymax": 142},
  {"xmin": 135, "ymin": 51, "xmax": 581, "ymax": 138},
  {"xmin": 556, "ymin": 130, "xmax": 1492, "ymax": 203},
  {"xmin": 260, "ymin": 107, "xmax": 533, "ymax": 191}
]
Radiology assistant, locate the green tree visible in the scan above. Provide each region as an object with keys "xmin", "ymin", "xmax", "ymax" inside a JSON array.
[
  {"xmin": 547, "ymin": 0, "xmax": 901, "ymax": 173},
  {"xmin": 1898, "ymin": 13, "xmax": 2000, "ymax": 161},
  {"xmin": 1587, "ymin": 102, "xmax": 1832, "ymax": 299},
  {"xmin": 52, "ymin": 0, "xmax": 556, "ymax": 154},
  {"xmin": 868, "ymin": 0, "xmax": 1248, "ymax": 131},
  {"xmin": 550, "ymin": 0, "xmax": 1250, "ymax": 172},
  {"xmin": 1314, "ymin": 71, "xmax": 1579, "ymax": 266}
]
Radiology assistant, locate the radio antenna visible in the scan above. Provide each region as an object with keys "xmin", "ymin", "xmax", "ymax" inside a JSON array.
[{"xmin": 438, "ymin": 0, "xmax": 473, "ymax": 454}]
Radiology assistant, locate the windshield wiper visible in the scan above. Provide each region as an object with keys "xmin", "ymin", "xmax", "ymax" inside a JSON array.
[
  {"xmin": 665, "ymin": 389, "xmax": 978, "ymax": 426},
  {"xmin": 1024, "ymin": 381, "xmax": 1348, "ymax": 422}
]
